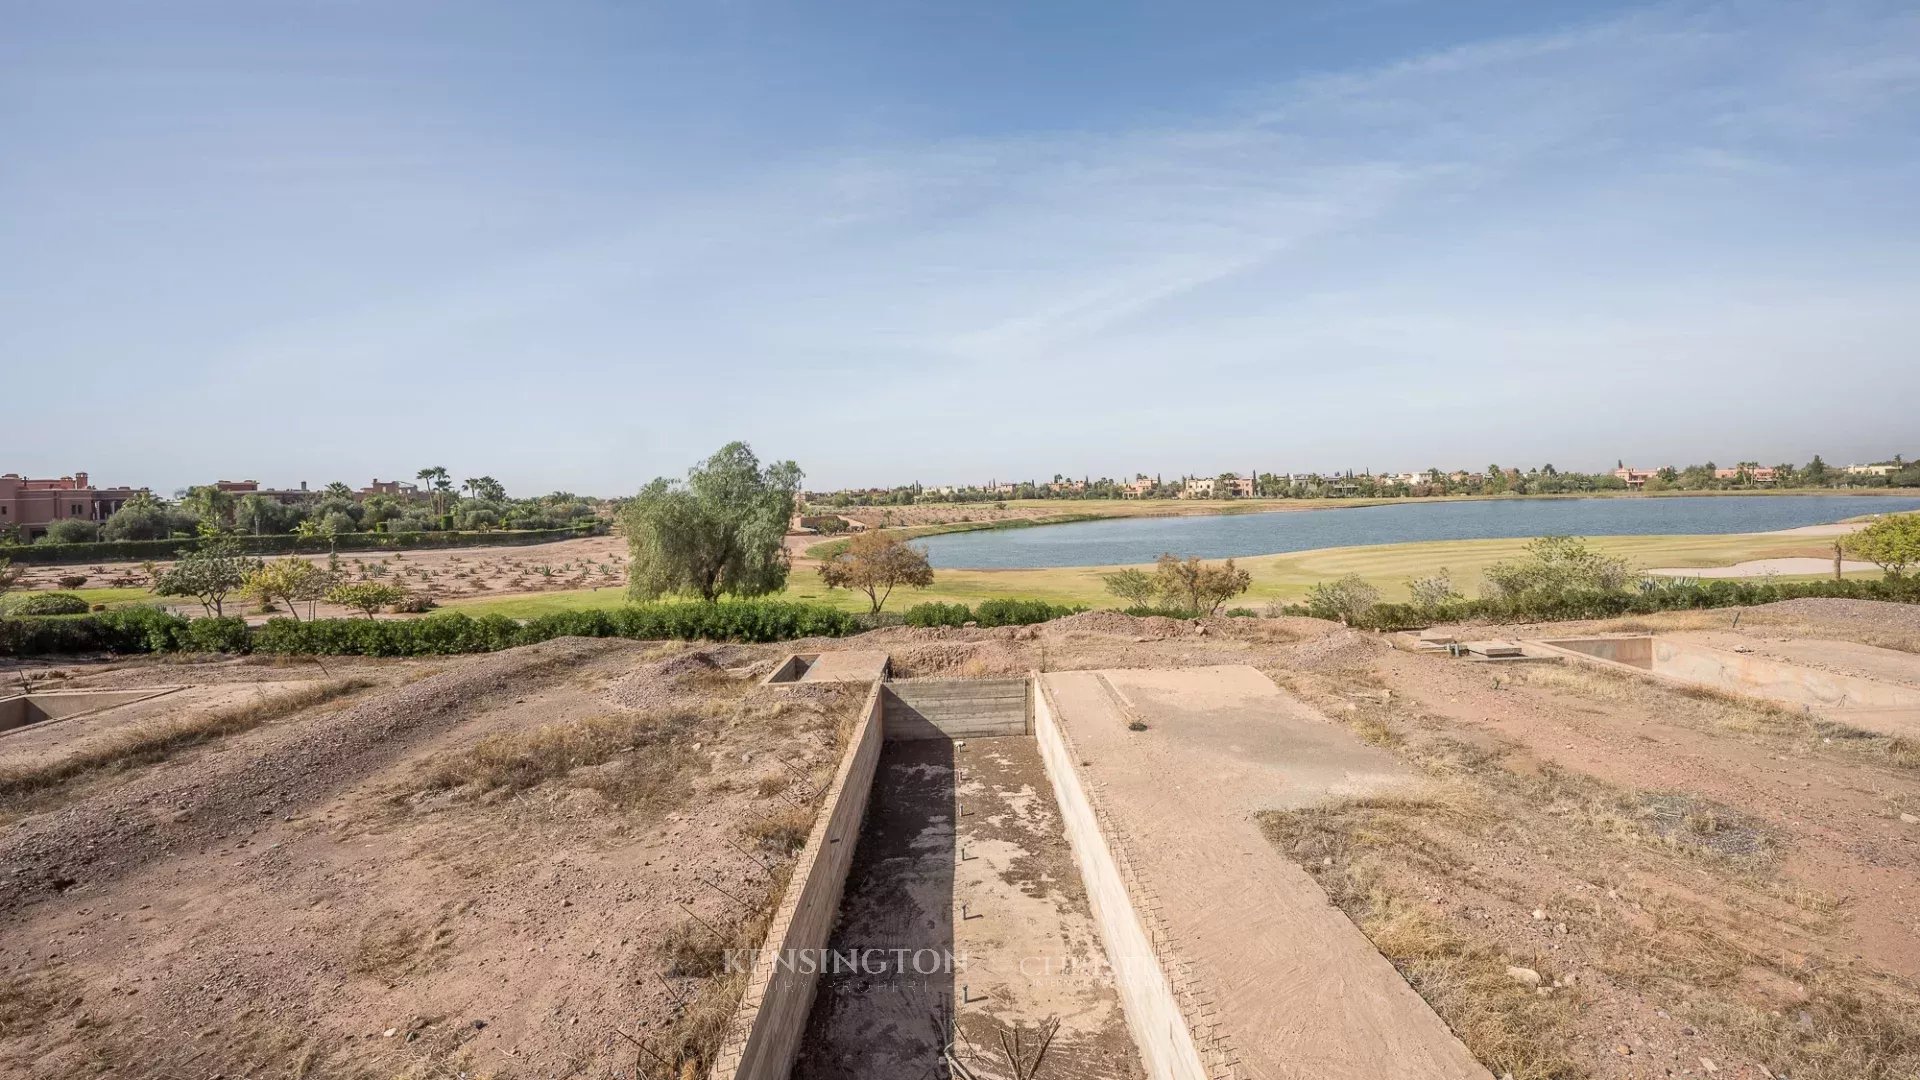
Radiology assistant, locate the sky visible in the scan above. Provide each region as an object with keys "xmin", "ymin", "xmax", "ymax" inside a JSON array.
[{"xmin": 3, "ymin": 0, "xmax": 1917, "ymax": 496}]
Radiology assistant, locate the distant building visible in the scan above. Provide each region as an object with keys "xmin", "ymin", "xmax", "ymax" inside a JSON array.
[
  {"xmin": 1047, "ymin": 479, "xmax": 1087, "ymax": 495},
  {"xmin": 1846, "ymin": 463, "xmax": 1897, "ymax": 477},
  {"xmin": 213, "ymin": 479, "xmax": 315, "ymax": 505},
  {"xmin": 1120, "ymin": 477, "xmax": 1156, "ymax": 499},
  {"xmin": 1714, "ymin": 466, "xmax": 1777, "ymax": 484},
  {"xmin": 361, "ymin": 478, "xmax": 421, "ymax": 498},
  {"xmin": 1182, "ymin": 477, "xmax": 1216, "ymax": 499},
  {"xmin": 0, "ymin": 471, "xmax": 146, "ymax": 539},
  {"xmin": 1612, "ymin": 467, "xmax": 1656, "ymax": 489}
]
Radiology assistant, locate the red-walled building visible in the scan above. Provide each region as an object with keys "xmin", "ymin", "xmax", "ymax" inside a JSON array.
[{"xmin": 0, "ymin": 471, "xmax": 147, "ymax": 539}]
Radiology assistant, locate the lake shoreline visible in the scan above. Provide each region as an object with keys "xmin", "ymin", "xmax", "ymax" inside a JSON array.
[{"xmin": 909, "ymin": 493, "xmax": 1920, "ymax": 571}]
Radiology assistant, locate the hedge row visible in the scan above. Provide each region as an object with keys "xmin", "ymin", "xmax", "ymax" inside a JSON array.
[
  {"xmin": 0, "ymin": 599, "xmax": 860, "ymax": 658},
  {"xmin": 0, "ymin": 523, "xmax": 604, "ymax": 566},
  {"xmin": 1348, "ymin": 575, "xmax": 1920, "ymax": 631},
  {"xmin": 902, "ymin": 598, "xmax": 1087, "ymax": 628},
  {"xmin": 0, "ymin": 608, "xmax": 249, "ymax": 657}
]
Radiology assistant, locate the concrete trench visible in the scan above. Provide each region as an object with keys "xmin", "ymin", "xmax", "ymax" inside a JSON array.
[
  {"xmin": 1535, "ymin": 635, "xmax": 1920, "ymax": 735},
  {"xmin": 714, "ymin": 661, "xmax": 1490, "ymax": 1080}
]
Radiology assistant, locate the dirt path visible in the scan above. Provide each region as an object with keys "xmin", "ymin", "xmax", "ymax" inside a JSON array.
[{"xmin": 1043, "ymin": 665, "xmax": 1491, "ymax": 1080}]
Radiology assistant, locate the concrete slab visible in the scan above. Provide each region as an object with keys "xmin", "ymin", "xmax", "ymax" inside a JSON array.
[
  {"xmin": 1041, "ymin": 665, "xmax": 1490, "ymax": 1080},
  {"xmin": 798, "ymin": 650, "xmax": 891, "ymax": 684}
]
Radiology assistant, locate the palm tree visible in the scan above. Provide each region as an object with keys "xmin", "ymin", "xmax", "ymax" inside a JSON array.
[{"xmin": 417, "ymin": 466, "xmax": 451, "ymax": 515}]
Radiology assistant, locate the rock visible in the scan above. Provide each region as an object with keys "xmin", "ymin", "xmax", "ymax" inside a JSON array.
[
  {"xmin": 1900, "ymin": 813, "xmax": 1918, "ymax": 825},
  {"xmin": 1613, "ymin": 1044, "xmax": 1632, "ymax": 1056},
  {"xmin": 1504, "ymin": 966, "xmax": 1542, "ymax": 986},
  {"xmin": 1700, "ymin": 1058, "xmax": 1719, "ymax": 1074},
  {"xmin": 1531, "ymin": 908, "xmax": 1546, "ymax": 920}
]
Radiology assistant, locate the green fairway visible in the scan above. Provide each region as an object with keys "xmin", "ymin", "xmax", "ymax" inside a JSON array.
[{"xmin": 445, "ymin": 528, "xmax": 1868, "ymax": 619}]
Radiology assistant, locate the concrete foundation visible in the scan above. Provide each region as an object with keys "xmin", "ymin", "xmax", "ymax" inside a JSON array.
[
  {"xmin": 0, "ymin": 687, "xmax": 181, "ymax": 736},
  {"xmin": 881, "ymin": 678, "xmax": 1031, "ymax": 742},
  {"xmin": 1535, "ymin": 635, "xmax": 1920, "ymax": 735}
]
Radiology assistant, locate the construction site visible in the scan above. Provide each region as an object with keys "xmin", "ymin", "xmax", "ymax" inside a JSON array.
[{"xmin": 4, "ymin": 598, "xmax": 1920, "ymax": 1080}]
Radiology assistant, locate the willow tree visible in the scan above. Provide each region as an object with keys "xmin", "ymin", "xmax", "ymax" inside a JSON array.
[{"xmin": 622, "ymin": 442, "xmax": 803, "ymax": 602}]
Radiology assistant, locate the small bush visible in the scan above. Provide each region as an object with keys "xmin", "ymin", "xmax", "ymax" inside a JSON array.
[
  {"xmin": 7, "ymin": 592, "xmax": 91, "ymax": 616},
  {"xmin": 973, "ymin": 598, "xmax": 1083, "ymax": 626},
  {"xmin": 55, "ymin": 575, "xmax": 89, "ymax": 590},
  {"xmin": 1304, "ymin": 575, "xmax": 1381, "ymax": 624},
  {"xmin": 181, "ymin": 615, "xmax": 250, "ymax": 653},
  {"xmin": 904, "ymin": 601, "xmax": 974, "ymax": 628}
]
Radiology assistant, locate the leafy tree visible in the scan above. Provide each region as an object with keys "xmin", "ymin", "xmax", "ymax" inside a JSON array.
[
  {"xmin": 1150, "ymin": 554, "xmax": 1252, "ymax": 615},
  {"xmin": 243, "ymin": 558, "xmax": 332, "ymax": 622},
  {"xmin": 817, "ymin": 531, "xmax": 936, "ymax": 612},
  {"xmin": 183, "ymin": 485, "xmax": 237, "ymax": 527},
  {"xmin": 1305, "ymin": 574, "xmax": 1381, "ymax": 623},
  {"xmin": 327, "ymin": 580, "xmax": 406, "ymax": 619},
  {"xmin": 154, "ymin": 531, "xmax": 262, "ymax": 616},
  {"xmin": 621, "ymin": 442, "xmax": 802, "ymax": 602},
  {"xmin": 1100, "ymin": 567, "xmax": 1159, "ymax": 607},
  {"xmin": 1844, "ymin": 513, "xmax": 1920, "ymax": 578},
  {"xmin": 40, "ymin": 519, "xmax": 100, "ymax": 544},
  {"xmin": 101, "ymin": 492, "xmax": 182, "ymax": 541}
]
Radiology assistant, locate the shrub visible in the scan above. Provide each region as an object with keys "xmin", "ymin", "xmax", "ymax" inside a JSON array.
[
  {"xmin": 181, "ymin": 615, "xmax": 251, "ymax": 653},
  {"xmin": 0, "ymin": 607, "xmax": 191, "ymax": 656},
  {"xmin": 1304, "ymin": 575, "xmax": 1381, "ymax": 623},
  {"xmin": 7, "ymin": 592, "xmax": 91, "ymax": 616},
  {"xmin": 973, "ymin": 598, "xmax": 1084, "ymax": 626},
  {"xmin": 56, "ymin": 574, "xmax": 89, "ymax": 590},
  {"xmin": 40, "ymin": 519, "xmax": 99, "ymax": 545},
  {"xmin": 904, "ymin": 601, "xmax": 974, "ymax": 628}
]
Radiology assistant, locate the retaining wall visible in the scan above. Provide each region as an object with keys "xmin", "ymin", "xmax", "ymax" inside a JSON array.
[
  {"xmin": 1032, "ymin": 675, "xmax": 1209, "ymax": 1080},
  {"xmin": 709, "ymin": 681, "xmax": 885, "ymax": 1080},
  {"xmin": 881, "ymin": 678, "xmax": 1030, "ymax": 741}
]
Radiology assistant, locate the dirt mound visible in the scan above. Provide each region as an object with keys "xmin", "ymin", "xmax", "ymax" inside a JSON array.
[
  {"xmin": 604, "ymin": 647, "xmax": 747, "ymax": 711},
  {"xmin": 885, "ymin": 640, "xmax": 1030, "ymax": 678},
  {"xmin": 1277, "ymin": 626, "xmax": 1388, "ymax": 671},
  {"xmin": 1044, "ymin": 610, "xmax": 1190, "ymax": 638},
  {"xmin": 1744, "ymin": 597, "xmax": 1920, "ymax": 633},
  {"xmin": 0, "ymin": 636, "xmax": 624, "ymax": 912}
]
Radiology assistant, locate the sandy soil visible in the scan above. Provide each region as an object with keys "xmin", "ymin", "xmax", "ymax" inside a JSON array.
[
  {"xmin": 0, "ymin": 638, "xmax": 864, "ymax": 1079},
  {"xmin": 6, "ymin": 599, "xmax": 1920, "ymax": 1079}
]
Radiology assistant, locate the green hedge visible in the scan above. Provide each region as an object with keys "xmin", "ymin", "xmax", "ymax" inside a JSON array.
[
  {"xmin": 1349, "ymin": 575, "xmax": 1920, "ymax": 631},
  {"xmin": 1, "ymin": 599, "xmax": 860, "ymax": 658},
  {"xmin": 901, "ymin": 599, "xmax": 1086, "ymax": 628},
  {"xmin": 0, "ymin": 607, "xmax": 194, "ymax": 656},
  {"xmin": 5, "ymin": 592, "xmax": 91, "ymax": 616},
  {"xmin": 0, "ymin": 523, "xmax": 604, "ymax": 567}
]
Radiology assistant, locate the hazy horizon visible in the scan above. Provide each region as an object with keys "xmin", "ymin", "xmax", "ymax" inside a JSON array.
[{"xmin": 6, "ymin": 0, "xmax": 1917, "ymax": 495}]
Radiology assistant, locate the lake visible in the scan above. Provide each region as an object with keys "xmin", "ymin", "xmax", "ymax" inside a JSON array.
[{"xmin": 914, "ymin": 495, "xmax": 1920, "ymax": 569}]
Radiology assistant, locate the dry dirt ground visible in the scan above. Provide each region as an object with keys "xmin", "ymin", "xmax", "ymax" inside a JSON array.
[
  {"xmin": 3, "ymin": 599, "xmax": 1919, "ymax": 1079},
  {"xmin": 6, "ymin": 535, "xmax": 631, "ymax": 618}
]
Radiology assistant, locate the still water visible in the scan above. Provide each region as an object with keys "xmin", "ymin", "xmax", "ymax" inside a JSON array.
[{"xmin": 914, "ymin": 495, "xmax": 1920, "ymax": 569}]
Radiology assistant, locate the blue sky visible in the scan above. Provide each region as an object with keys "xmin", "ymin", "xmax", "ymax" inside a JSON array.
[{"xmin": 3, "ymin": 0, "xmax": 1916, "ymax": 495}]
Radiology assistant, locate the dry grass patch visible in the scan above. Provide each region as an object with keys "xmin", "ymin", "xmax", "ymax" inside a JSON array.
[
  {"xmin": 419, "ymin": 711, "xmax": 706, "ymax": 818},
  {"xmin": 0, "ymin": 678, "xmax": 373, "ymax": 815},
  {"xmin": 1263, "ymin": 798, "xmax": 1583, "ymax": 1080}
]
